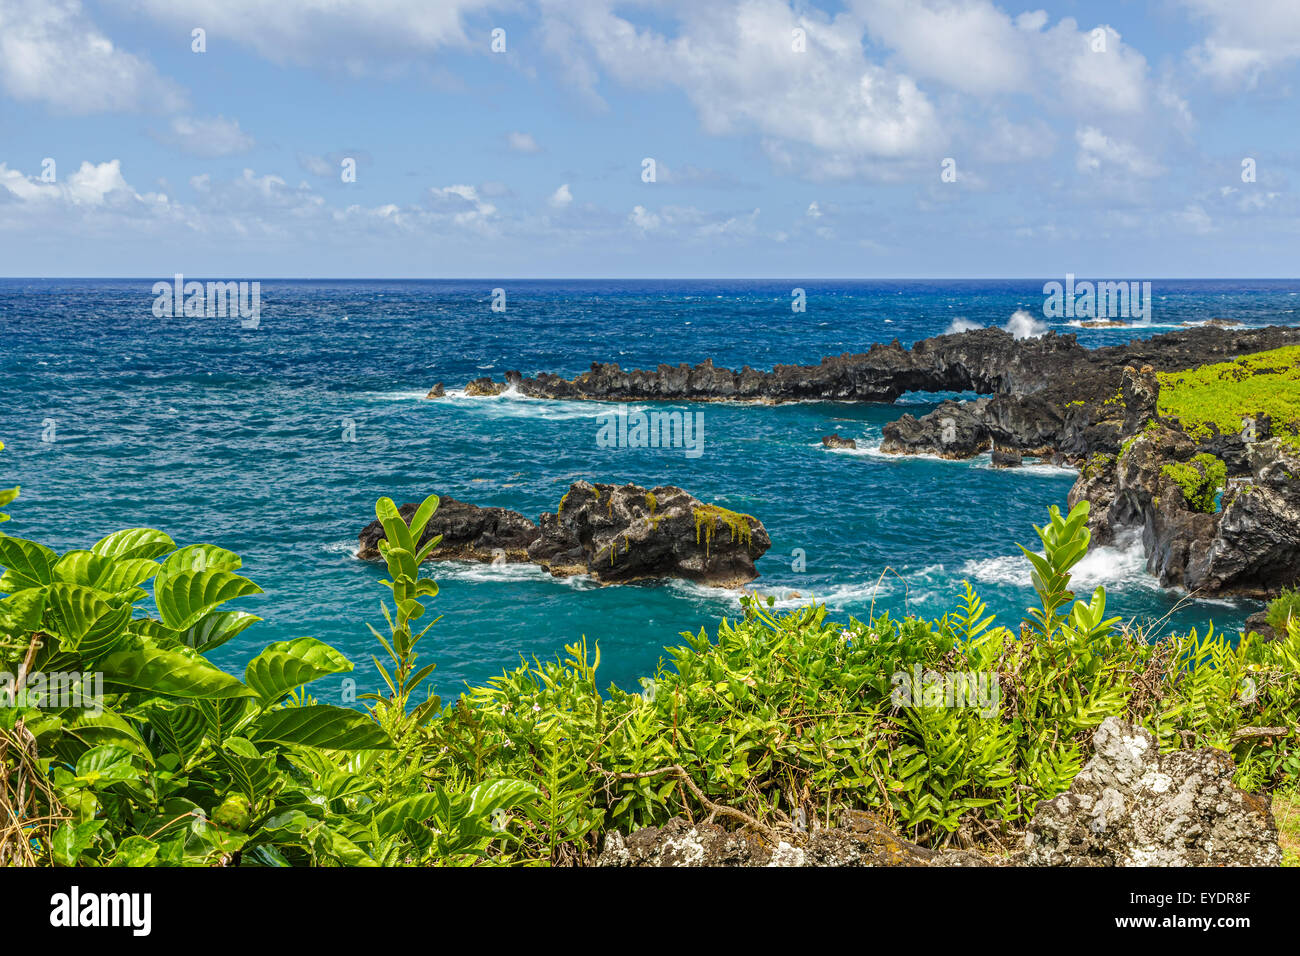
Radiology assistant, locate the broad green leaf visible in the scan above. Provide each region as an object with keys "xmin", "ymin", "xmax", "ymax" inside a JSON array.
[
  {"xmin": 197, "ymin": 697, "xmax": 251, "ymax": 744},
  {"xmin": 44, "ymin": 584, "xmax": 133, "ymax": 658},
  {"xmin": 148, "ymin": 703, "xmax": 207, "ymax": 762},
  {"xmin": 159, "ymin": 544, "xmax": 243, "ymax": 577},
  {"xmin": 154, "ymin": 569, "xmax": 262, "ymax": 631},
  {"xmin": 250, "ymin": 705, "xmax": 392, "ymax": 750},
  {"xmin": 109, "ymin": 836, "xmax": 159, "ymax": 867},
  {"xmin": 51, "ymin": 819, "xmax": 106, "ymax": 866},
  {"xmin": 100, "ymin": 644, "xmax": 255, "ymax": 699},
  {"xmin": 244, "ymin": 637, "xmax": 353, "ymax": 704},
  {"xmin": 0, "ymin": 535, "xmax": 57, "ymax": 589},
  {"xmin": 214, "ymin": 738, "xmax": 275, "ymax": 803},
  {"xmin": 133, "ymin": 609, "xmax": 261, "ymax": 654},
  {"xmin": 92, "ymin": 528, "xmax": 175, "ymax": 561},
  {"xmin": 0, "ymin": 588, "xmax": 47, "ymax": 636}
]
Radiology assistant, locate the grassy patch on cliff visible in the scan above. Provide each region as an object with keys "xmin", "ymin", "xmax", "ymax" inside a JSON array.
[{"xmin": 1157, "ymin": 345, "xmax": 1300, "ymax": 446}]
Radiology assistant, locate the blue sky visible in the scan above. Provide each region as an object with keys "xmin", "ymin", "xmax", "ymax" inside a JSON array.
[{"xmin": 1, "ymin": 0, "xmax": 1299, "ymax": 277}]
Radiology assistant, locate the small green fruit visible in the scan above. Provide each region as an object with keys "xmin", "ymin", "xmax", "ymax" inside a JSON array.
[{"xmin": 212, "ymin": 795, "xmax": 251, "ymax": 831}]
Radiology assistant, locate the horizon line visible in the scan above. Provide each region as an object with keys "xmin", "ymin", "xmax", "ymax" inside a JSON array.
[{"xmin": 3, "ymin": 275, "xmax": 1300, "ymax": 283}]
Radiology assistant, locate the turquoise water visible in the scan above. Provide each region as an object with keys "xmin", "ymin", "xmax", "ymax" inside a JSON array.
[{"xmin": 2, "ymin": 279, "xmax": 1295, "ymax": 701}]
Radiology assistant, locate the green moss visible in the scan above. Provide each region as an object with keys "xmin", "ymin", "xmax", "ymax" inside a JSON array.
[
  {"xmin": 693, "ymin": 504, "xmax": 755, "ymax": 557},
  {"xmin": 1161, "ymin": 453, "xmax": 1226, "ymax": 513},
  {"xmin": 1083, "ymin": 453, "xmax": 1114, "ymax": 479},
  {"xmin": 558, "ymin": 490, "xmax": 570, "ymax": 515},
  {"xmin": 1157, "ymin": 345, "xmax": 1300, "ymax": 449}
]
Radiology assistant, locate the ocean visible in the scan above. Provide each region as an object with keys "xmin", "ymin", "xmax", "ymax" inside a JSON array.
[{"xmin": 2, "ymin": 278, "xmax": 1296, "ymax": 701}]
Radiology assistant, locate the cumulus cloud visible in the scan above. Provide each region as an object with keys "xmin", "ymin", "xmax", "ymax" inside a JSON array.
[
  {"xmin": 0, "ymin": 0, "xmax": 183, "ymax": 113},
  {"xmin": 540, "ymin": 0, "xmax": 943, "ymax": 177},
  {"xmin": 1181, "ymin": 0, "xmax": 1300, "ymax": 88}
]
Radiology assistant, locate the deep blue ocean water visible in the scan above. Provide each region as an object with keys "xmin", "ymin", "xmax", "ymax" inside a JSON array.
[{"xmin": 2, "ymin": 278, "xmax": 1297, "ymax": 703}]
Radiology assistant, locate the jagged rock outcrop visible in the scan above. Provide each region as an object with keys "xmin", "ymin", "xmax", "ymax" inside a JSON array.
[
  {"xmin": 1065, "ymin": 367, "xmax": 1300, "ymax": 596},
  {"xmin": 358, "ymin": 483, "xmax": 770, "ymax": 588},
  {"xmin": 991, "ymin": 448, "xmax": 1023, "ymax": 468},
  {"xmin": 821, "ymin": 433, "xmax": 857, "ymax": 450},
  {"xmin": 529, "ymin": 482, "xmax": 769, "ymax": 587},
  {"xmin": 1022, "ymin": 717, "xmax": 1282, "ymax": 866},
  {"xmin": 356, "ymin": 496, "xmax": 539, "ymax": 562},
  {"xmin": 597, "ymin": 811, "xmax": 991, "ymax": 867},
  {"xmin": 443, "ymin": 327, "xmax": 1300, "ymax": 451},
  {"xmin": 464, "ymin": 377, "xmax": 507, "ymax": 396}
]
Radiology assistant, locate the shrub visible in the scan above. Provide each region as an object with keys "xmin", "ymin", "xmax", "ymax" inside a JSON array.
[
  {"xmin": 1267, "ymin": 589, "xmax": 1300, "ymax": 637},
  {"xmin": 1157, "ymin": 345, "xmax": 1300, "ymax": 448},
  {"xmin": 3, "ymin": 460, "xmax": 1298, "ymax": 864},
  {"xmin": 1161, "ymin": 453, "xmax": 1227, "ymax": 512}
]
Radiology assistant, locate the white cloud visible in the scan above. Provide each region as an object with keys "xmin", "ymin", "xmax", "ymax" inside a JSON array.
[
  {"xmin": 549, "ymin": 183, "xmax": 573, "ymax": 207},
  {"xmin": 109, "ymin": 0, "xmax": 503, "ymax": 70},
  {"xmin": 856, "ymin": 2, "xmax": 1155, "ymax": 116},
  {"xmin": 1075, "ymin": 126, "xmax": 1163, "ymax": 179},
  {"xmin": 507, "ymin": 131, "xmax": 542, "ymax": 154},
  {"xmin": 853, "ymin": 0, "xmax": 1031, "ymax": 96},
  {"xmin": 541, "ymin": 0, "xmax": 943, "ymax": 176},
  {"xmin": 0, "ymin": 0, "xmax": 183, "ymax": 113},
  {"xmin": 629, "ymin": 204, "xmax": 660, "ymax": 234},
  {"xmin": 1181, "ymin": 0, "xmax": 1300, "ymax": 87},
  {"xmin": 158, "ymin": 115, "xmax": 254, "ymax": 157},
  {"xmin": 428, "ymin": 183, "xmax": 497, "ymax": 231}
]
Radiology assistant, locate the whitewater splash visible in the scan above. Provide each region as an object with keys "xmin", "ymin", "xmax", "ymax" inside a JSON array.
[
  {"xmin": 439, "ymin": 386, "xmax": 657, "ymax": 423},
  {"xmin": 961, "ymin": 530, "xmax": 1152, "ymax": 592},
  {"xmin": 945, "ymin": 309, "xmax": 1048, "ymax": 340}
]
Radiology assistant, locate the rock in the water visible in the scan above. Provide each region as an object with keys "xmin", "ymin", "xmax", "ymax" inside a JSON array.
[
  {"xmin": 528, "ymin": 482, "xmax": 770, "ymax": 587},
  {"xmin": 425, "ymin": 382, "xmax": 445, "ymax": 399},
  {"xmin": 358, "ymin": 483, "xmax": 770, "ymax": 588},
  {"xmin": 464, "ymin": 376, "xmax": 507, "ymax": 397},
  {"xmin": 991, "ymin": 447, "xmax": 1023, "ymax": 468},
  {"xmin": 1244, "ymin": 610, "xmax": 1277, "ymax": 642},
  {"xmin": 356, "ymin": 496, "xmax": 539, "ymax": 562},
  {"xmin": 1021, "ymin": 717, "xmax": 1282, "ymax": 866},
  {"xmin": 821, "ymin": 433, "xmax": 857, "ymax": 450},
  {"xmin": 597, "ymin": 811, "xmax": 991, "ymax": 867},
  {"xmin": 881, "ymin": 398, "xmax": 992, "ymax": 458}
]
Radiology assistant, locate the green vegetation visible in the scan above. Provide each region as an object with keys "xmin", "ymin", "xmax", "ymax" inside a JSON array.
[
  {"xmin": 1157, "ymin": 345, "xmax": 1300, "ymax": 447},
  {"xmin": 3, "ymin": 458, "xmax": 1298, "ymax": 864},
  {"xmin": 1278, "ymin": 792, "xmax": 1300, "ymax": 867},
  {"xmin": 1268, "ymin": 589, "xmax": 1300, "ymax": 635},
  {"xmin": 0, "ymin": 479, "xmax": 538, "ymax": 866},
  {"xmin": 692, "ymin": 504, "xmax": 755, "ymax": 556},
  {"xmin": 1161, "ymin": 453, "xmax": 1227, "ymax": 512}
]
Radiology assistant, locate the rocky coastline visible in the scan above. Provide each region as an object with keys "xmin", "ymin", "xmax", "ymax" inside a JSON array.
[
  {"xmin": 358, "ymin": 481, "xmax": 770, "ymax": 588},
  {"xmin": 432, "ymin": 324, "xmax": 1300, "ymax": 599}
]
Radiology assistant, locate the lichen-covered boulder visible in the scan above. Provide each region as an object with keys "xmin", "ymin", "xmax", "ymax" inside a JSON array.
[
  {"xmin": 528, "ymin": 481, "xmax": 770, "ymax": 587},
  {"xmin": 1021, "ymin": 717, "xmax": 1282, "ymax": 866},
  {"xmin": 597, "ymin": 812, "xmax": 991, "ymax": 867}
]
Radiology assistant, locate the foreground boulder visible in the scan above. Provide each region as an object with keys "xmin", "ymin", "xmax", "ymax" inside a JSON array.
[
  {"xmin": 1021, "ymin": 717, "xmax": 1282, "ymax": 866},
  {"xmin": 597, "ymin": 811, "xmax": 990, "ymax": 867},
  {"xmin": 356, "ymin": 496, "xmax": 539, "ymax": 562},
  {"xmin": 358, "ymin": 482, "xmax": 770, "ymax": 587}
]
